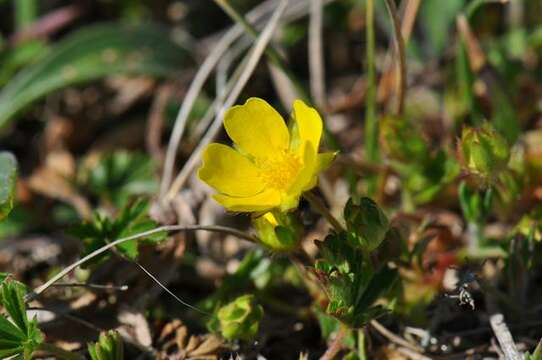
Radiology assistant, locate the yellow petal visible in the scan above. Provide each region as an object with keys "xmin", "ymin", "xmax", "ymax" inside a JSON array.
[
  {"xmin": 224, "ymin": 97, "xmax": 289, "ymax": 159},
  {"xmin": 290, "ymin": 100, "xmax": 323, "ymax": 154},
  {"xmin": 198, "ymin": 143, "xmax": 264, "ymax": 197},
  {"xmin": 213, "ymin": 189, "xmax": 281, "ymax": 212},
  {"xmin": 281, "ymin": 142, "xmax": 318, "ymax": 211}
]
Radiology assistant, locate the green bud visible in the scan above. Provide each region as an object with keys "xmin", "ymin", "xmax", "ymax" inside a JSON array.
[
  {"xmin": 88, "ymin": 331, "xmax": 124, "ymax": 360},
  {"xmin": 217, "ymin": 295, "xmax": 263, "ymax": 341},
  {"xmin": 460, "ymin": 123, "xmax": 510, "ymax": 180},
  {"xmin": 252, "ymin": 211, "xmax": 302, "ymax": 252},
  {"xmin": 344, "ymin": 197, "xmax": 389, "ymax": 252}
]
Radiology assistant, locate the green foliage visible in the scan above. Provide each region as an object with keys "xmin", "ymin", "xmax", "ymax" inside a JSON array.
[
  {"xmin": 344, "ymin": 197, "xmax": 389, "ymax": 252},
  {"xmin": 252, "ymin": 211, "xmax": 302, "ymax": 252},
  {"xmin": 0, "ymin": 23, "xmax": 191, "ymax": 132},
  {"xmin": 209, "ymin": 294, "xmax": 263, "ymax": 341},
  {"xmin": 88, "ymin": 331, "xmax": 124, "ymax": 360},
  {"xmin": 460, "ymin": 123, "xmax": 511, "ymax": 182},
  {"xmin": 458, "ymin": 181, "xmax": 493, "ymax": 224},
  {"xmin": 525, "ymin": 339, "xmax": 542, "ymax": 360},
  {"xmin": 70, "ymin": 199, "xmax": 166, "ymax": 263},
  {"xmin": 419, "ymin": 0, "xmax": 465, "ymax": 56},
  {"xmin": 380, "ymin": 116, "xmax": 460, "ymax": 207},
  {"xmin": 78, "ymin": 151, "xmax": 157, "ymax": 208},
  {"xmin": 0, "ymin": 40, "xmax": 49, "ymax": 86},
  {"xmin": 0, "ymin": 151, "xmax": 17, "ymax": 221},
  {"xmin": 202, "ymin": 250, "xmax": 266, "ymax": 312},
  {"xmin": 0, "ymin": 279, "xmax": 43, "ymax": 359},
  {"xmin": 314, "ymin": 232, "xmax": 397, "ymax": 328}
]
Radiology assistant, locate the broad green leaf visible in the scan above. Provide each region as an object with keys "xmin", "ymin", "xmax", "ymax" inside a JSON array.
[
  {"xmin": 0, "ymin": 152, "xmax": 17, "ymax": 221},
  {"xmin": 0, "ymin": 23, "xmax": 191, "ymax": 132},
  {"xmin": 419, "ymin": 0, "xmax": 465, "ymax": 56}
]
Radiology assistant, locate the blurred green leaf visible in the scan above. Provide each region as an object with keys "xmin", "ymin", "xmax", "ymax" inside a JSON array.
[
  {"xmin": 15, "ymin": 0, "xmax": 38, "ymax": 30},
  {"xmin": 0, "ymin": 152, "xmax": 17, "ymax": 221},
  {"xmin": 419, "ymin": 0, "xmax": 465, "ymax": 56},
  {"xmin": 0, "ymin": 23, "xmax": 191, "ymax": 132},
  {"xmin": 78, "ymin": 151, "xmax": 157, "ymax": 208},
  {"xmin": 0, "ymin": 40, "xmax": 49, "ymax": 86},
  {"xmin": 88, "ymin": 330, "xmax": 124, "ymax": 360}
]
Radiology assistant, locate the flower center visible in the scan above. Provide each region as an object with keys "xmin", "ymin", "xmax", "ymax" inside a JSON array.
[{"xmin": 256, "ymin": 151, "xmax": 302, "ymax": 191}]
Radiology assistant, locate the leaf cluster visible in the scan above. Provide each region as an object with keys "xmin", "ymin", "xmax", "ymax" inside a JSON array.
[
  {"xmin": 312, "ymin": 197, "xmax": 399, "ymax": 328},
  {"xmin": 0, "ymin": 278, "xmax": 43, "ymax": 359},
  {"xmin": 70, "ymin": 199, "xmax": 166, "ymax": 264}
]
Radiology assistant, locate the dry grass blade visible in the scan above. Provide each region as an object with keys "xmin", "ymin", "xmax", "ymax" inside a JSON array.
[
  {"xmin": 384, "ymin": 0, "xmax": 407, "ymax": 116},
  {"xmin": 159, "ymin": 0, "xmax": 281, "ymax": 199},
  {"xmin": 28, "ymin": 224, "xmax": 257, "ymax": 300},
  {"xmin": 165, "ymin": 0, "xmax": 290, "ymax": 201},
  {"xmin": 309, "ymin": 0, "xmax": 326, "ymax": 109}
]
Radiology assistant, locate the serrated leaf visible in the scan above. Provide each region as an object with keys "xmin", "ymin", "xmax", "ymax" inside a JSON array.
[
  {"xmin": 1, "ymin": 281, "xmax": 28, "ymax": 335},
  {"xmin": 72, "ymin": 199, "xmax": 165, "ymax": 264},
  {"xmin": 0, "ymin": 23, "xmax": 191, "ymax": 132},
  {"xmin": 0, "ymin": 152, "xmax": 17, "ymax": 221},
  {"xmin": 0, "ymin": 280, "xmax": 43, "ymax": 358}
]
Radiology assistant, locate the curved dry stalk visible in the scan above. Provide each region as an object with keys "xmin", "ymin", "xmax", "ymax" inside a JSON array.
[
  {"xmin": 159, "ymin": 0, "xmax": 281, "ymax": 198},
  {"xmin": 303, "ymin": 191, "xmax": 345, "ymax": 232},
  {"xmin": 28, "ymin": 225, "xmax": 257, "ymax": 301},
  {"xmin": 384, "ymin": 0, "xmax": 406, "ymax": 116},
  {"xmin": 309, "ymin": 0, "xmax": 326, "ymax": 109},
  {"xmin": 164, "ymin": 0, "xmax": 290, "ymax": 201}
]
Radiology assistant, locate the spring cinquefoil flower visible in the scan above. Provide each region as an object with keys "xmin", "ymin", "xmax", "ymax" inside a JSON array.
[{"xmin": 198, "ymin": 98, "xmax": 334, "ymax": 212}]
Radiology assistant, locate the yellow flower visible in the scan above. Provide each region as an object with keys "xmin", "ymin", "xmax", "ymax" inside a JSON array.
[{"xmin": 198, "ymin": 98, "xmax": 335, "ymax": 212}]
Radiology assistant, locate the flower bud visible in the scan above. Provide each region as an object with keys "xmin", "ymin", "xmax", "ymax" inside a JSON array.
[
  {"xmin": 460, "ymin": 123, "xmax": 510, "ymax": 180},
  {"xmin": 252, "ymin": 211, "xmax": 302, "ymax": 252},
  {"xmin": 217, "ymin": 295, "xmax": 263, "ymax": 341}
]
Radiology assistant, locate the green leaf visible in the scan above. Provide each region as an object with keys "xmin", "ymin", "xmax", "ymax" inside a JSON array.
[
  {"xmin": 71, "ymin": 199, "xmax": 166, "ymax": 264},
  {"xmin": 79, "ymin": 151, "xmax": 158, "ymax": 208},
  {"xmin": 0, "ymin": 152, "xmax": 17, "ymax": 221},
  {"xmin": 344, "ymin": 197, "xmax": 389, "ymax": 252},
  {"xmin": 0, "ymin": 23, "xmax": 191, "ymax": 132},
  {"xmin": 88, "ymin": 331, "xmax": 124, "ymax": 360},
  {"xmin": 419, "ymin": 0, "xmax": 465, "ymax": 56},
  {"xmin": 0, "ymin": 280, "xmax": 43, "ymax": 358}
]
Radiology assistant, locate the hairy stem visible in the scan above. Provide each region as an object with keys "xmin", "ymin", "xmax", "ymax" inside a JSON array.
[
  {"xmin": 319, "ymin": 324, "xmax": 348, "ymax": 360},
  {"xmin": 303, "ymin": 191, "xmax": 345, "ymax": 232}
]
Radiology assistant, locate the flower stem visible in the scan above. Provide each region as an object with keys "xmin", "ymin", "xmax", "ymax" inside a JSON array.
[
  {"xmin": 364, "ymin": 0, "xmax": 378, "ymax": 164},
  {"xmin": 319, "ymin": 324, "xmax": 348, "ymax": 360},
  {"xmin": 303, "ymin": 191, "xmax": 345, "ymax": 232}
]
